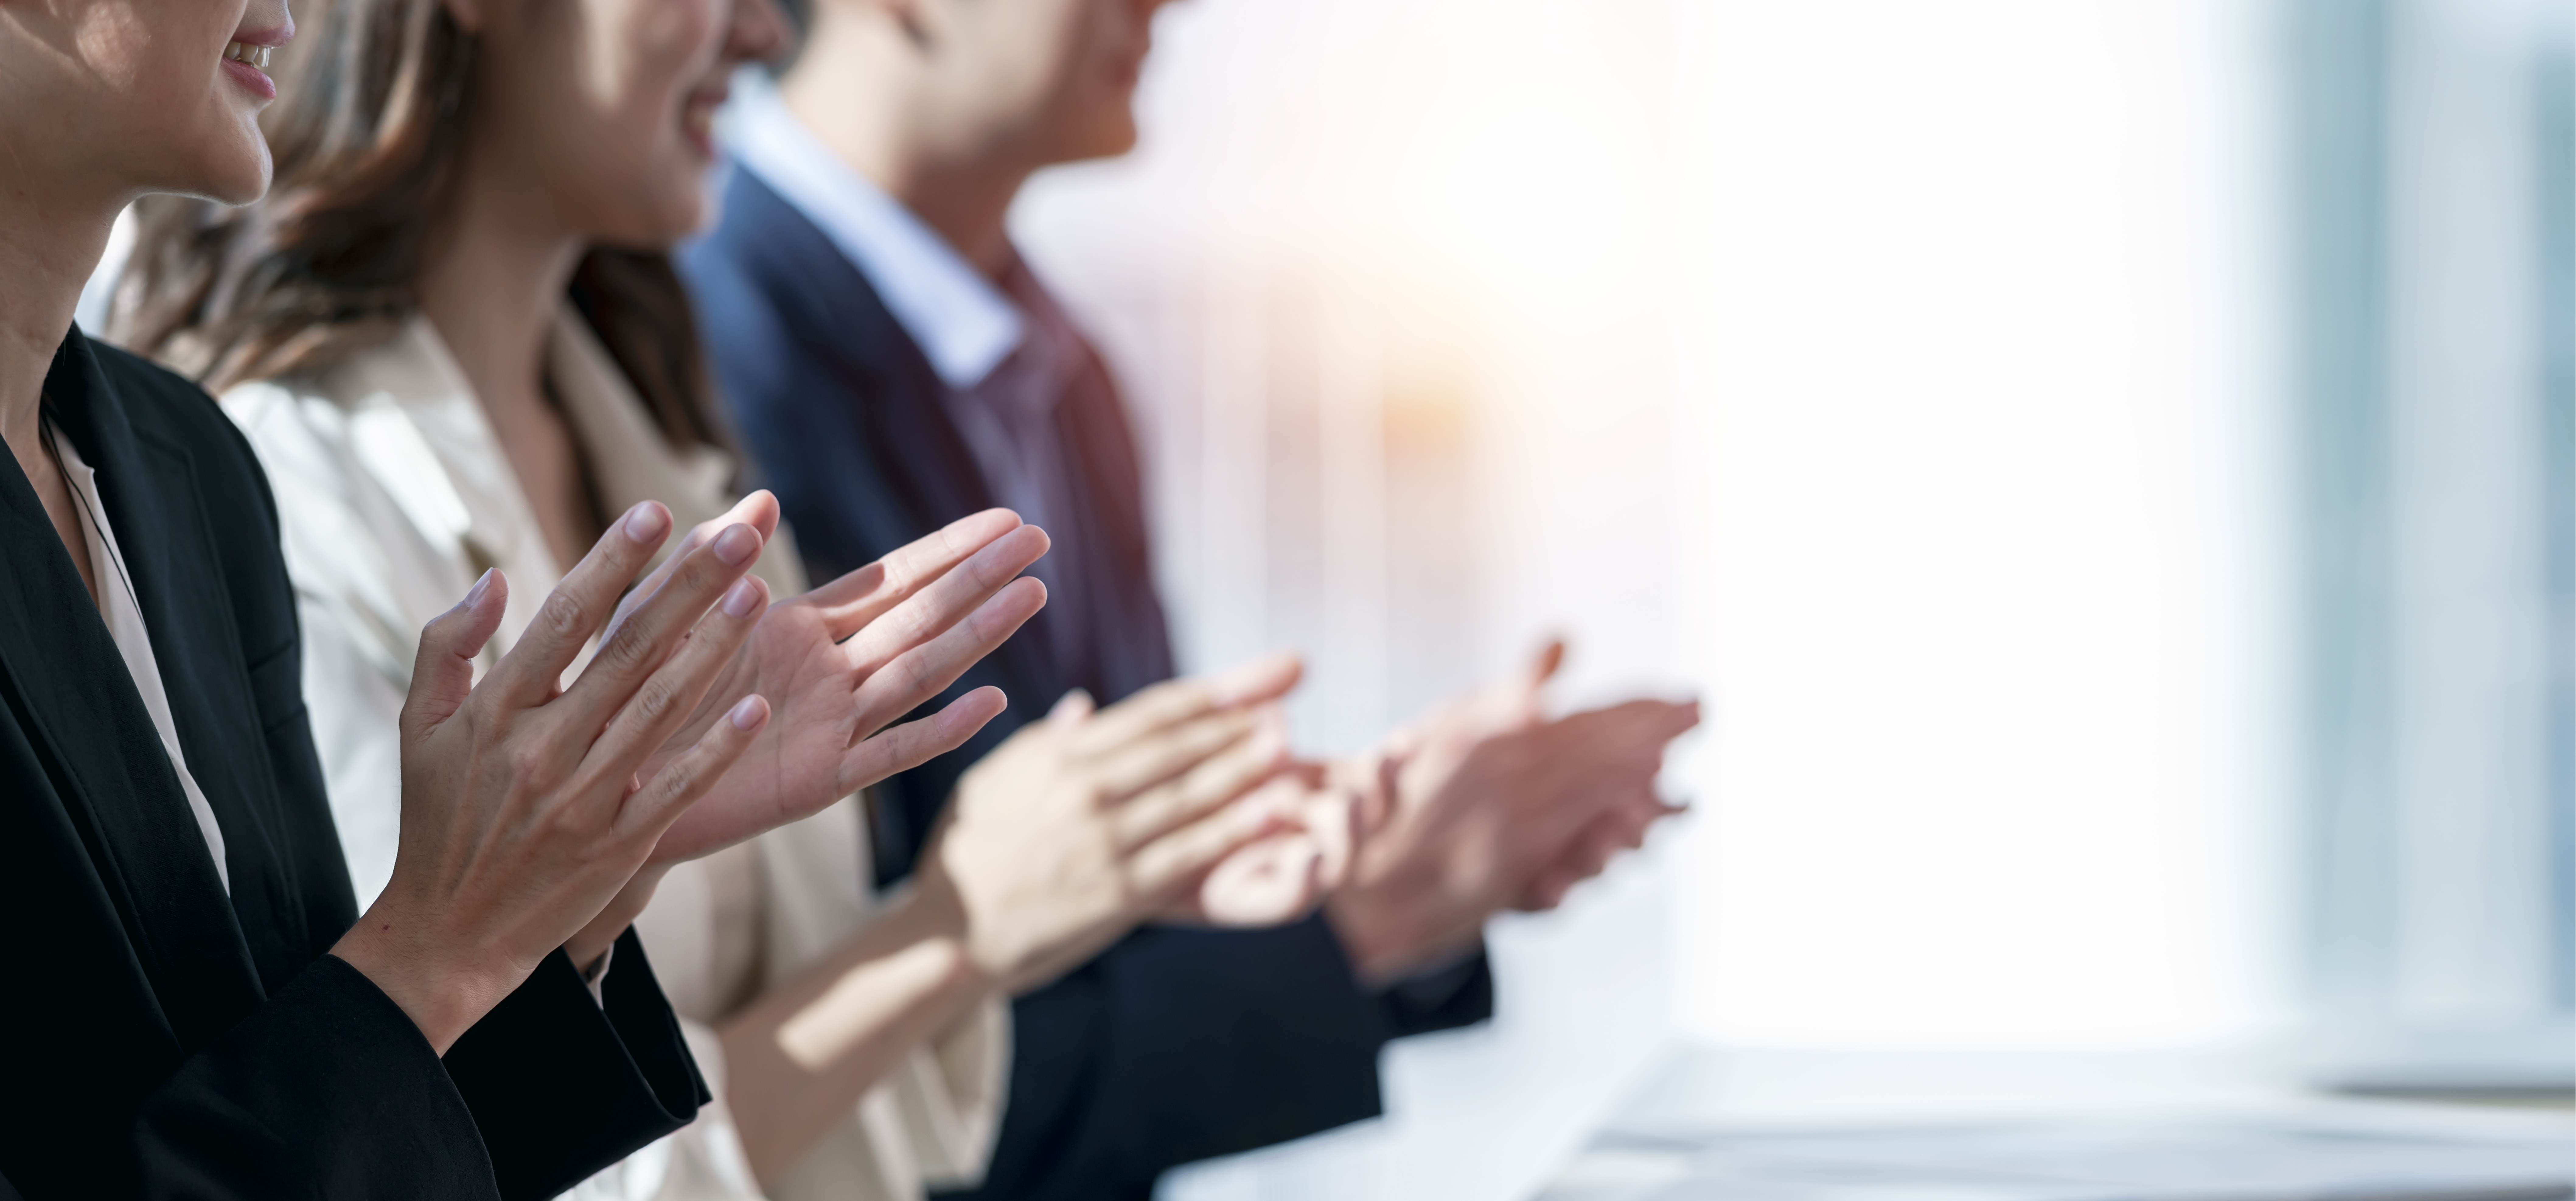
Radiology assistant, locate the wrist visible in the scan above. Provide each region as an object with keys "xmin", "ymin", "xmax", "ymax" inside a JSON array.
[
  {"xmin": 895, "ymin": 866, "xmax": 999, "ymax": 994},
  {"xmin": 563, "ymin": 862, "xmax": 671, "ymax": 971},
  {"xmin": 331, "ymin": 901, "xmax": 523, "ymax": 1055},
  {"xmin": 1324, "ymin": 887, "xmax": 1424, "ymax": 986}
]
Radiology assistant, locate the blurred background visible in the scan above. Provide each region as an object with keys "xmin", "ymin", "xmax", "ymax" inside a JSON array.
[{"xmin": 1002, "ymin": 0, "xmax": 2575, "ymax": 1197}]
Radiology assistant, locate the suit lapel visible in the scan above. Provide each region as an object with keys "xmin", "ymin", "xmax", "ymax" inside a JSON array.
[
  {"xmin": 83, "ymin": 372, "xmax": 318, "ymax": 989},
  {"xmin": 0, "ymin": 330, "xmax": 266, "ymax": 1048},
  {"xmin": 747, "ymin": 173, "xmax": 1067, "ymax": 710}
]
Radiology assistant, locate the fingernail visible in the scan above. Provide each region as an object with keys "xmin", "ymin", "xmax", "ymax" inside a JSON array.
[
  {"xmin": 729, "ymin": 695, "xmax": 766, "ymax": 730},
  {"xmin": 722, "ymin": 576, "xmax": 763, "ymax": 618},
  {"xmin": 1211, "ymin": 652, "xmax": 1298, "ymax": 706},
  {"xmin": 713, "ymin": 523, "xmax": 759, "ymax": 566},
  {"xmin": 623, "ymin": 503, "xmax": 670, "ymax": 544},
  {"xmin": 462, "ymin": 568, "xmax": 494, "ymax": 609},
  {"xmin": 1249, "ymin": 719, "xmax": 1288, "ymax": 762}
]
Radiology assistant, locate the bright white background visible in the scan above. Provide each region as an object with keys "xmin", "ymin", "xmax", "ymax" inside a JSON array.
[{"xmin": 1010, "ymin": 0, "xmax": 2294, "ymax": 1197}]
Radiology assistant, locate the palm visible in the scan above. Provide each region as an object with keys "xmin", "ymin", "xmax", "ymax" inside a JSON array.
[
  {"xmin": 620, "ymin": 496, "xmax": 1051, "ymax": 865},
  {"xmin": 656, "ymin": 599, "xmax": 868, "ymax": 857}
]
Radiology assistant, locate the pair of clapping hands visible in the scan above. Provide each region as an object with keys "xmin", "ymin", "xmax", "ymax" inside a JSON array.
[
  {"xmin": 937, "ymin": 631, "xmax": 1707, "ymax": 992},
  {"xmin": 326, "ymin": 496, "xmax": 1330, "ymax": 1053}
]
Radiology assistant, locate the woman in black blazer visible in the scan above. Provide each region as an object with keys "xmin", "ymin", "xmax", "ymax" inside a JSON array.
[{"xmin": 0, "ymin": 0, "xmax": 1027, "ymax": 1195}]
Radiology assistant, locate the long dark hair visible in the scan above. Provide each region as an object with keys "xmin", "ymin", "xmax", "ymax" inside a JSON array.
[{"xmin": 111, "ymin": 0, "xmax": 723, "ymax": 452}]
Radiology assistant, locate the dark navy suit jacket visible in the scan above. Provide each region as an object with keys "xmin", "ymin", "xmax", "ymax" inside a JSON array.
[{"xmin": 681, "ymin": 169, "xmax": 1494, "ymax": 1200}]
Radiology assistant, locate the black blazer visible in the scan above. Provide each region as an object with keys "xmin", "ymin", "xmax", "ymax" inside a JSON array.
[
  {"xmin": 681, "ymin": 171, "xmax": 1495, "ymax": 1201},
  {"xmin": 0, "ymin": 328, "xmax": 706, "ymax": 1199}
]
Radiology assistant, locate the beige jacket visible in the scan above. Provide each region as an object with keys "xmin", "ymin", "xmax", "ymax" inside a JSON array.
[{"xmin": 220, "ymin": 312, "xmax": 1006, "ymax": 1201}]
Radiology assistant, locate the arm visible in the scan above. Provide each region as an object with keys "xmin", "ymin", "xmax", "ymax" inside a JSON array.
[
  {"xmin": 134, "ymin": 931, "xmax": 707, "ymax": 1201},
  {"xmin": 719, "ymin": 660, "xmax": 1304, "ymax": 1187},
  {"xmin": 716, "ymin": 887, "xmax": 989, "ymax": 1185}
]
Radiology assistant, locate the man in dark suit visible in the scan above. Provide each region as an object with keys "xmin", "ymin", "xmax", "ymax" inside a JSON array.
[{"xmin": 679, "ymin": 1, "xmax": 1702, "ymax": 1196}]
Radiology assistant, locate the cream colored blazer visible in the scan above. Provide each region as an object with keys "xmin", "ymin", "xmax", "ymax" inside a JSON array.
[{"xmin": 220, "ymin": 312, "xmax": 1006, "ymax": 1201}]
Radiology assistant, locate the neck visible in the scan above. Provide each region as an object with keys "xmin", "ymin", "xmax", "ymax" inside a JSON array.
[
  {"xmin": 779, "ymin": 18, "xmax": 1030, "ymax": 278},
  {"xmin": 415, "ymin": 164, "xmax": 581, "ymax": 423},
  {"xmin": 0, "ymin": 179, "xmax": 120, "ymax": 456}
]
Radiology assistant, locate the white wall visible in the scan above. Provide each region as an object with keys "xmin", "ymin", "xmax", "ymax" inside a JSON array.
[{"xmin": 1009, "ymin": 0, "xmax": 2290, "ymax": 1196}]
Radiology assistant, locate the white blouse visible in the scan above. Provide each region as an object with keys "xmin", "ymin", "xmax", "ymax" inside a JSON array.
[
  {"xmin": 46, "ymin": 423, "xmax": 228, "ymax": 893},
  {"xmin": 220, "ymin": 312, "xmax": 1006, "ymax": 1201}
]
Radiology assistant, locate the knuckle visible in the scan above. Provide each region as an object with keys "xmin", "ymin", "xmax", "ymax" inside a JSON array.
[
  {"xmin": 632, "ymin": 674, "xmax": 684, "ymax": 724},
  {"xmin": 536, "ymin": 588, "xmax": 591, "ymax": 643},
  {"xmin": 601, "ymin": 617, "xmax": 669, "ymax": 675}
]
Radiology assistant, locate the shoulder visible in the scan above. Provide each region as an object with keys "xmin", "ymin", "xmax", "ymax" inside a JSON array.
[
  {"xmin": 88, "ymin": 340, "xmax": 272, "ymax": 504},
  {"xmin": 681, "ymin": 170, "xmax": 911, "ymax": 382}
]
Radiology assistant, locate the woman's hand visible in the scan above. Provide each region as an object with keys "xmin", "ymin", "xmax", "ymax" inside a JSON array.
[
  {"xmin": 1323, "ymin": 641, "xmax": 1700, "ymax": 983},
  {"xmin": 1168, "ymin": 763, "xmax": 1365, "ymax": 927},
  {"xmin": 604, "ymin": 496, "xmax": 1048, "ymax": 867},
  {"xmin": 331, "ymin": 502, "xmax": 776, "ymax": 1053},
  {"xmin": 913, "ymin": 655, "xmax": 1307, "ymax": 994}
]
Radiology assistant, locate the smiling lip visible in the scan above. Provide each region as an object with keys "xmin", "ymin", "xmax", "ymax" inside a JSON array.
[
  {"xmin": 680, "ymin": 81, "xmax": 730, "ymax": 157},
  {"xmin": 221, "ymin": 21, "xmax": 291, "ymax": 102},
  {"xmin": 230, "ymin": 20, "xmax": 293, "ymax": 47},
  {"xmin": 221, "ymin": 57, "xmax": 277, "ymax": 101}
]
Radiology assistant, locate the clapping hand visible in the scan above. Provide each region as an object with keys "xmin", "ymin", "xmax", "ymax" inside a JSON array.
[
  {"xmin": 335, "ymin": 503, "xmax": 777, "ymax": 1052},
  {"xmin": 915, "ymin": 655, "xmax": 1309, "ymax": 993},
  {"xmin": 1323, "ymin": 640, "xmax": 1700, "ymax": 983},
  {"xmin": 605, "ymin": 494, "xmax": 1049, "ymax": 867}
]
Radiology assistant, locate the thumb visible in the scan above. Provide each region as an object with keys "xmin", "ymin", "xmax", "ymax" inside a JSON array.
[
  {"xmin": 402, "ymin": 569, "xmax": 507, "ymax": 739},
  {"xmin": 1526, "ymin": 637, "xmax": 1567, "ymax": 692},
  {"xmin": 1048, "ymin": 688, "xmax": 1097, "ymax": 731}
]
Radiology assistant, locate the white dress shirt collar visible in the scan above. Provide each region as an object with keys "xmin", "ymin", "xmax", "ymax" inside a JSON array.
[{"xmin": 720, "ymin": 73, "xmax": 1024, "ymax": 391}]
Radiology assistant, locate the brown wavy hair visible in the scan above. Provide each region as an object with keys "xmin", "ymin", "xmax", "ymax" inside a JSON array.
[{"xmin": 111, "ymin": 0, "xmax": 723, "ymax": 451}]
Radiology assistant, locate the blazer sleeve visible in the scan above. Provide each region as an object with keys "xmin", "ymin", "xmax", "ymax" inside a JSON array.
[
  {"xmin": 444, "ymin": 930, "xmax": 712, "ymax": 1201},
  {"xmin": 131, "ymin": 934, "xmax": 702, "ymax": 1201},
  {"xmin": 955, "ymin": 919, "xmax": 1493, "ymax": 1201}
]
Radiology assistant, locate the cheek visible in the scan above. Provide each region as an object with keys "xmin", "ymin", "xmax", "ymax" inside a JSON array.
[
  {"xmin": 145, "ymin": 33, "xmax": 274, "ymax": 199},
  {"xmin": 596, "ymin": 0, "xmax": 722, "ymax": 219}
]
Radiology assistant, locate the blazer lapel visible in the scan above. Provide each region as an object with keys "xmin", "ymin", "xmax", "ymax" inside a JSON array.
[
  {"xmin": 0, "ymin": 330, "xmax": 264, "ymax": 1048},
  {"xmin": 750, "ymin": 174, "xmax": 1067, "ymax": 709},
  {"xmin": 78, "ymin": 353, "xmax": 322, "ymax": 990}
]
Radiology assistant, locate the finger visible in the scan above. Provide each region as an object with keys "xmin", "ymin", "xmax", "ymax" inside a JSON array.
[
  {"xmin": 401, "ymin": 568, "xmax": 507, "ymax": 739},
  {"xmin": 622, "ymin": 693, "xmax": 771, "ymax": 836},
  {"xmin": 1127, "ymin": 790, "xmax": 1298, "ymax": 903},
  {"xmin": 1516, "ymin": 815, "xmax": 1622, "ymax": 911},
  {"xmin": 606, "ymin": 492, "xmax": 781, "ymax": 643},
  {"xmin": 1090, "ymin": 706, "xmax": 1262, "ymax": 801},
  {"xmin": 1555, "ymin": 697, "xmax": 1703, "ymax": 753},
  {"xmin": 836, "ymin": 686, "xmax": 1009, "ymax": 796},
  {"xmin": 1113, "ymin": 717, "xmax": 1289, "ymax": 849},
  {"xmin": 1527, "ymin": 637, "xmax": 1567, "ymax": 690},
  {"xmin": 845, "ymin": 576, "xmax": 1046, "ymax": 741},
  {"xmin": 1073, "ymin": 652, "xmax": 1301, "ymax": 756},
  {"xmin": 1187, "ymin": 823, "xmax": 1325, "ymax": 927},
  {"xmin": 1518, "ymin": 797, "xmax": 1666, "ymax": 911},
  {"xmin": 481, "ymin": 502, "xmax": 673, "ymax": 708},
  {"xmin": 808, "ymin": 508, "xmax": 1027, "ymax": 642},
  {"xmin": 583, "ymin": 571, "xmax": 769, "ymax": 782},
  {"xmin": 839, "ymin": 523, "xmax": 1050, "ymax": 676},
  {"xmin": 554, "ymin": 520, "xmax": 764, "ymax": 731},
  {"xmin": 1519, "ymin": 868, "xmax": 1580, "ymax": 913},
  {"xmin": 1049, "ymin": 689, "xmax": 1096, "ymax": 730}
]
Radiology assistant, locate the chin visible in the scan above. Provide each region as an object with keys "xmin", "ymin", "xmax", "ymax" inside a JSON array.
[
  {"xmin": 1061, "ymin": 118, "xmax": 1142, "ymax": 165},
  {"xmin": 187, "ymin": 141, "xmax": 274, "ymax": 207}
]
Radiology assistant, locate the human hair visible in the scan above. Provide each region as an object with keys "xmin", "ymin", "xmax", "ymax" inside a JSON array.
[{"xmin": 111, "ymin": 0, "xmax": 724, "ymax": 451}]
